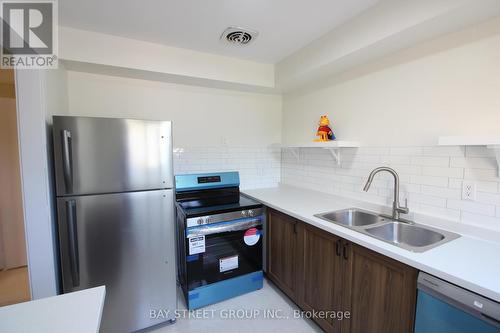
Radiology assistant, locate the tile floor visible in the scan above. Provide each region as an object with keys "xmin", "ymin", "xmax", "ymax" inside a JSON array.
[
  {"xmin": 0, "ymin": 266, "xmax": 30, "ymax": 306},
  {"xmin": 151, "ymin": 279, "xmax": 322, "ymax": 333}
]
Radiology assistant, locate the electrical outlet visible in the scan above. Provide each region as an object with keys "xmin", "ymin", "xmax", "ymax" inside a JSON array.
[{"xmin": 462, "ymin": 181, "xmax": 477, "ymax": 201}]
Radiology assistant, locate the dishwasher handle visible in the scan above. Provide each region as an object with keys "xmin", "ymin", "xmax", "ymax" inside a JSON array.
[{"xmin": 418, "ymin": 272, "xmax": 500, "ymax": 328}]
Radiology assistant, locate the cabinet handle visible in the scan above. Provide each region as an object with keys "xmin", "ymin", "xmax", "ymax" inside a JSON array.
[
  {"xmin": 343, "ymin": 243, "xmax": 349, "ymax": 260},
  {"xmin": 293, "ymin": 222, "xmax": 297, "ymax": 234},
  {"xmin": 336, "ymin": 239, "xmax": 342, "ymax": 256}
]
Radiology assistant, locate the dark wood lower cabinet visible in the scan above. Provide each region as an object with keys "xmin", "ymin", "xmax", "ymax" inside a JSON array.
[
  {"xmin": 341, "ymin": 243, "xmax": 417, "ymax": 333},
  {"xmin": 297, "ymin": 224, "xmax": 344, "ymax": 333},
  {"xmin": 266, "ymin": 208, "xmax": 418, "ymax": 333},
  {"xmin": 266, "ymin": 208, "xmax": 300, "ymax": 302}
]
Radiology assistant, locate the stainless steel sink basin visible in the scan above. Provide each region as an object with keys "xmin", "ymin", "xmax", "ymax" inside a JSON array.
[
  {"xmin": 314, "ymin": 209, "xmax": 460, "ymax": 252},
  {"xmin": 315, "ymin": 208, "xmax": 385, "ymax": 227},
  {"xmin": 365, "ymin": 222, "xmax": 448, "ymax": 247}
]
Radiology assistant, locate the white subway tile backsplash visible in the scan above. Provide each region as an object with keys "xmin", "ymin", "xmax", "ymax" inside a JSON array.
[
  {"xmin": 341, "ymin": 189, "xmax": 391, "ymax": 206},
  {"xmin": 417, "ymin": 205, "xmax": 461, "ymax": 221},
  {"xmin": 475, "ymin": 192, "xmax": 500, "ymax": 206},
  {"xmin": 421, "ymin": 166, "xmax": 463, "ymax": 178},
  {"xmin": 448, "ymin": 178, "xmax": 499, "ymax": 193},
  {"xmin": 174, "ymin": 144, "xmax": 500, "ymax": 232},
  {"xmin": 409, "ymin": 175, "xmax": 449, "ymax": 187},
  {"xmin": 447, "ymin": 199, "xmax": 496, "ymax": 216},
  {"xmin": 460, "ymin": 212, "xmax": 500, "ymax": 231},
  {"xmin": 464, "ymin": 168, "xmax": 500, "ymax": 182},
  {"xmin": 390, "ymin": 147, "xmax": 423, "ymax": 156},
  {"xmin": 400, "ymin": 183, "xmax": 422, "ymax": 194},
  {"xmin": 465, "ymin": 146, "xmax": 496, "ymax": 158},
  {"xmin": 380, "ymin": 155, "xmax": 412, "ymax": 165},
  {"xmin": 408, "ymin": 193, "xmax": 447, "ymax": 207},
  {"xmin": 173, "ymin": 146, "xmax": 281, "ymax": 189},
  {"xmin": 348, "ymin": 147, "xmax": 390, "ymax": 156},
  {"xmin": 421, "ymin": 146, "xmax": 465, "ymax": 157},
  {"xmin": 421, "ymin": 185, "xmax": 461, "ymax": 199},
  {"xmin": 342, "ymin": 154, "xmax": 381, "ymax": 164},
  {"xmin": 450, "ymin": 157, "xmax": 498, "ymax": 170},
  {"xmin": 388, "ymin": 164, "xmax": 422, "ymax": 175},
  {"xmin": 281, "ymin": 145, "xmax": 500, "ymax": 232},
  {"xmin": 448, "ymin": 178, "xmax": 463, "ymax": 189},
  {"xmin": 410, "ymin": 156, "xmax": 450, "ymax": 167}
]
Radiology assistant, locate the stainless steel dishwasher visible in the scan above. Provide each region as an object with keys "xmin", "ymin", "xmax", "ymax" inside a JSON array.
[{"xmin": 415, "ymin": 272, "xmax": 500, "ymax": 333}]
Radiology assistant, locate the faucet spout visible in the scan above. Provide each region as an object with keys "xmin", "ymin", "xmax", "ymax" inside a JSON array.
[
  {"xmin": 363, "ymin": 173, "xmax": 375, "ymax": 192},
  {"xmin": 363, "ymin": 167, "xmax": 409, "ymax": 221}
]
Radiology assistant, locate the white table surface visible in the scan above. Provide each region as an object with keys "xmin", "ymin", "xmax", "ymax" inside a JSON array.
[
  {"xmin": 0, "ymin": 286, "xmax": 106, "ymax": 333},
  {"xmin": 243, "ymin": 185, "xmax": 500, "ymax": 302}
]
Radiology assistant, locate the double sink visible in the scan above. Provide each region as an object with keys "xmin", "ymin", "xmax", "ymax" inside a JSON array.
[{"xmin": 315, "ymin": 208, "xmax": 460, "ymax": 252}]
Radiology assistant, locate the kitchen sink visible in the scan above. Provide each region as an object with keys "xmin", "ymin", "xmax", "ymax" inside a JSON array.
[
  {"xmin": 315, "ymin": 208, "xmax": 385, "ymax": 227},
  {"xmin": 314, "ymin": 209, "xmax": 460, "ymax": 252},
  {"xmin": 365, "ymin": 222, "xmax": 446, "ymax": 247}
]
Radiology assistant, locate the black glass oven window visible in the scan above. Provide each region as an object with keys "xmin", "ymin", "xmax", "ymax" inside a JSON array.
[{"xmin": 186, "ymin": 225, "xmax": 263, "ymax": 290}]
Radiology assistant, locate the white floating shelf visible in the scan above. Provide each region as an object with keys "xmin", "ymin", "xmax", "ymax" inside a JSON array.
[
  {"xmin": 283, "ymin": 141, "xmax": 361, "ymax": 148},
  {"xmin": 277, "ymin": 141, "xmax": 360, "ymax": 165},
  {"xmin": 438, "ymin": 136, "xmax": 500, "ymax": 176},
  {"xmin": 438, "ymin": 136, "xmax": 500, "ymax": 146}
]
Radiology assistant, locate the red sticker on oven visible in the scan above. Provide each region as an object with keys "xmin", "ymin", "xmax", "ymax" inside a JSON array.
[{"xmin": 244, "ymin": 228, "xmax": 261, "ymax": 246}]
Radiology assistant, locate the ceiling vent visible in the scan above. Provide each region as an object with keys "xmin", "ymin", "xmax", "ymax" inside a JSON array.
[{"xmin": 220, "ymin": 27, "xmax": 258, "ymax": 46}]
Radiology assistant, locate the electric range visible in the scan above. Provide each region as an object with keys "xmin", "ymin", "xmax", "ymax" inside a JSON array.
[{"xmin": 175, "ymin": 171, "xmax": 263, "ymax": 309}]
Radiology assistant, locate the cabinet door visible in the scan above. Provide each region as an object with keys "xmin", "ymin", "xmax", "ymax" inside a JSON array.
[
  {"xmin": 341, "ymin": 243, "xmax": 417, "ymax": 333},
  {"xmin": 297, "ymin": 224, "xmax": 344, "ymax": 333},
  {"xmin": 267, "ymin": 209, "xmax": 299, "ymax": 301}
]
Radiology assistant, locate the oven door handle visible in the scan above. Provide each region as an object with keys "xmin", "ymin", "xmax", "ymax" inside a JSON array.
[{"xmin": 186, "ymin": 218, "xmax": 261, "ymax": 237}]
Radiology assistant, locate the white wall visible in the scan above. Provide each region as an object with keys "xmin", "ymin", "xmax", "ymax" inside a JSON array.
[
  {"xmin": 65, "ymin": 71, "xmax": 283, "ymax": 189},
  {"xmin": 282, "ymin": 29, "xmax": 500, "ymax": 146},
  {"xmin": 15, "ymin": 66, "xmax": 68, "ymax": 299},
  {"xmin": 66, "ymin": 71, "xmax": 282, "ymax": 148},
  {"xmin": 280, "ymin": 22, "xmax": 500, "ymax": 232}
]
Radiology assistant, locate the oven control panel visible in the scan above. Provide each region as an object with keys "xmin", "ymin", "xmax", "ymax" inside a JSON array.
[{"xmin": 187, "ymin": 208, "xmax": 263, "ymax": 228}]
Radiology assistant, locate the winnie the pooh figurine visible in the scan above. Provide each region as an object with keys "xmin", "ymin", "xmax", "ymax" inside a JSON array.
[{"xmin": 314, "ymin": 115, "xmax": 336, "ymax": 141}]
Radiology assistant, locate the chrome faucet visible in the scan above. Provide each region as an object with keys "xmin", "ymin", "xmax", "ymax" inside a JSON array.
[{"xmin": 363, "ymin": 167, "xmax": 410, "ymax": 222}]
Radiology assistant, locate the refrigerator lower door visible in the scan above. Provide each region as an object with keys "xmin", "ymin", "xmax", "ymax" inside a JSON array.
[
  {"xmin": 53, "ymin": 116, "xmax": 173, "ymax": 196},
  {"xmin": 57, "ymin": 190, "xmax": 176, "ymax": 333}
]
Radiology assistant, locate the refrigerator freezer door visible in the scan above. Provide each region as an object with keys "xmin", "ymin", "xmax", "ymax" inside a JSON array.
[
  {"xmin": 53, "ymin": 116, "xmax": 173, "ymax": 196},
  {"xmin": 57, "ymin": 190, "xmax": 177, "ymax": 333}
]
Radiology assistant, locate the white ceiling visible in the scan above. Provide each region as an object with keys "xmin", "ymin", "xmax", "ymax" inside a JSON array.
[{"xmin": 59, "ymin": 0, "xmax": 379, "ymax": 64}]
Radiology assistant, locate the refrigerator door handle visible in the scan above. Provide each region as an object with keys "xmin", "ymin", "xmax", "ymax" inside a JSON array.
[
  {"xmin": 61, "ymin": 129, "xmax": 73, "ymax": 193},
  {"xmin": 65, "ymin": 199, "xmax": 80, "ymax": 287}
]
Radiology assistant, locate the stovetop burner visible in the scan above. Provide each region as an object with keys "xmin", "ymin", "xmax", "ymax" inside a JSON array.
[
  {"xmin": 175, "ymin": 172, "xmax": 262, "ymax": 218},
  {"xmin": 178, "ymin": 194, "xmax": 262, "ymax": 218}
]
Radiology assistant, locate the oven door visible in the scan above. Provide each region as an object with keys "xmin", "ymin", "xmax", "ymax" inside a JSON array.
[{"xmin": 185, "ymin": 217, "xmax": 263, "ymax": 290}]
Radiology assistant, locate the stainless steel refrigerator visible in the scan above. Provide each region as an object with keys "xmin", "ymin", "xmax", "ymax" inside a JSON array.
[{"xmin": 52, "ymin": 116, "xmax": 177, "ymax": 333}]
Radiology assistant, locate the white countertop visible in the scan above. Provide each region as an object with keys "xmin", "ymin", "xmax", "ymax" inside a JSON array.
[
  {"xmin": 0, "ymin": 286, "xmax": 106, "ymax": 333},
  {"xmin": 243, "ymin": 185, "xmax": 500, "ymax": 302}
]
